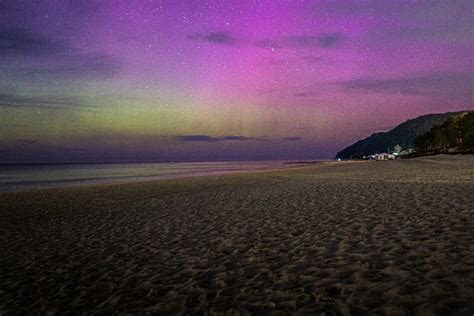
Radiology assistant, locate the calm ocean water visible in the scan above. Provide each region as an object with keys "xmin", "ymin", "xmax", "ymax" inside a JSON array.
[{"xmin": 0, "ymin": 161, "xmax": 289, "ymax": 192}]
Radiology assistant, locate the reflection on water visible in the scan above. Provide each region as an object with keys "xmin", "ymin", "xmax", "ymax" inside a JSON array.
[{"xmin": 0, "ymin": 161, "xmax": 288, "ymax": 192}]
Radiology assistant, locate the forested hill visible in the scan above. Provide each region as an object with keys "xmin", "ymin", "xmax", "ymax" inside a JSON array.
[
  {"xmin": 414, "ymin": 111, "xmax": 474, "ymax": 155},
  {"xmin": 336, "ymin": 111, "xmax": 469, "ymax": 159}
]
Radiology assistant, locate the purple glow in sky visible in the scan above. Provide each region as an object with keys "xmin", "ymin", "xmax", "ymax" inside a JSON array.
[{"xmin": 0, "ymin": 0, "xmax": 472, "ymax": 162}]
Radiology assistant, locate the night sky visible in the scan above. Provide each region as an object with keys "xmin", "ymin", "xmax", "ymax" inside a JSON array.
[{"xmin": 0, "ymin": 0, "xmax": 472, "ymax": 162}]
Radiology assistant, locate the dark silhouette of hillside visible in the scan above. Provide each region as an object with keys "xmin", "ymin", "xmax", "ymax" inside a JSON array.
[{"xmin": 336, "ymin": 111, "xmax": 471, "ymax": 159}]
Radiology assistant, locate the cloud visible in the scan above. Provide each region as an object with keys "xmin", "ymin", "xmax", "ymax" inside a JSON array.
[
  {"xmin": 0, "ymin": 22, "xmax": 121, "ymax": 80},
  {"xmin": 205, "ymin": 32, "xmax": 236, "ymax": 44},
  {"xmin": 58, "ymin": 53, "xmax": 120, "ymax": 78},
  {"xmin": 321, "ymin": 1, "xmax": 471, "ymax": 41},
  {"xmin": 189, "ymin": 31, "xmax": 344, "ymax": 49},
  {"xmin": 10, "ymin": 53, "xmax": 121, "ymax": 79},
  {"xmin": 0, "ymin": 28, "xmax": 119, "ymax": 109},
  {"xmin": 0, "ymin": 0, "xmax": 102, "ymax": 17},
  {"xmin": 317, "ymin": 33, "xmax": 343, "ymax": 47},
  {"xmin": 0, "ymin": 27, "xmax": 65, "ymax": 56},
  {"xmin": 287, "ymin": 35, "xmax": 318, "ymax": 47},
  {"xmin": 221, "ymin": 136, "xmax": 247, "ymax": 141},
  {"xmin": 17, "ymin": 139, "xmax": 38, "ymax": 144},
  {"xmin": 283, "ymin": 137, "xmax": 302, "ymax": 141},
  {"xmin": 187, "ymin": 32, "xmax": 237, "ymax": 45},
  {"xmin": 177, "ymin": 135, "xmax": 218, "ymax": 142},
  {"xmin": 256, "ymin": 33, "xmax": 344, "ymax": 50},
  {"xmin": 255, "ymin": 39, "xmax": 281, "ymax": 49},
  {"xmin": 176, "ymin": 135, "xmax": 266, "ymax": 142},
  {"xmin": 294, "ymin": 92, "xmax": 313, "ymax": 97},
  {"xmin": 334, "ymin": 71, "xmax": 472, "ymax": 101},
  {"xmin": 0, "ymin": 93, "xmax": 97, "ymax": 110}
]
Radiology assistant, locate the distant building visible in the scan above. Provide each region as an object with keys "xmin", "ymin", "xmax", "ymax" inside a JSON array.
[{"xmin": 375, "ymin": 153, "xmax": 395, "ymax": 160}]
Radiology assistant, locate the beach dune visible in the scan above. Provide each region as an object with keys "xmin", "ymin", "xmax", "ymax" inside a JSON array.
[{"xmin": 1, "ymin": 155, "xmax": 473, "ymax": 314}]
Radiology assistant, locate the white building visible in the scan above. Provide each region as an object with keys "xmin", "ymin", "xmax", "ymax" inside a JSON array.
[{"xmin": 375, "ymin": 153, "xmax": 395, "ymax": 160}]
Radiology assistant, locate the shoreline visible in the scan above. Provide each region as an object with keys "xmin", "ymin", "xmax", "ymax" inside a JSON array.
[
  {"xmin": 0, "ymin": 161, "xmax": 317, "ymax": 194},
  {"xmin": 0, "ymin": 160, "xmax": 367, "ymax": 195}
]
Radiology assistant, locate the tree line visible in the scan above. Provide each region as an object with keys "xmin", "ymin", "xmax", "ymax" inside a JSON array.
[{"xmin": 414, "ymin": 112, "xmax": 474, "ymax": 155}]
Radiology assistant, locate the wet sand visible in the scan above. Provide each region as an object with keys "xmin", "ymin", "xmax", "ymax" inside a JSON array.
[{"xmin": 1, "ymin": 155, "xmax": 473, "ymax": 315}]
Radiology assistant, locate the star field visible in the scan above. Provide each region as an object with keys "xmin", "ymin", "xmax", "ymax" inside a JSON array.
[{"xmin": 0, "ymin": 0, "xmax": 472, "ymax": 162}]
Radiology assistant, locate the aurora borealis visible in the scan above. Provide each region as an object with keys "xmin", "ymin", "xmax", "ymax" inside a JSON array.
[{"xmin": 0, "ymin": 0, "xmax": 472, "ymax": 162}]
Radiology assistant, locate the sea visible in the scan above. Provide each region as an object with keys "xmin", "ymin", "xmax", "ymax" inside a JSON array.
[{"xmin": 0, "ymin": 161, "xmax": 291, "ymax": 193}]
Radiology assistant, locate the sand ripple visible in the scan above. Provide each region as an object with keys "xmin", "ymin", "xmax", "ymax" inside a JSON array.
[{"xmin": 1, "ymin": 155, "xmax": 473, "ymax": 314}]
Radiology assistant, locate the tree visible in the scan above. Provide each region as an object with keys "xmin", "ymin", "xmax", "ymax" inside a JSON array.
[
  {"xmin": 460, "ymin": 113, "xmax": 474, "ymax": 150},
  {"xmin": 414, "ymin": 112, "xmax": 474, "ymax": 155},
  {"xmin": 393, "ymin": 144, "xmax": 402, "ymax": 153}
]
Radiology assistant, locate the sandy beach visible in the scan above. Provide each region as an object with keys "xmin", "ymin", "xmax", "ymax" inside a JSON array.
[{"xmin": 1, "ymin": 155, "xmax": 473, "ymax": 315}]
